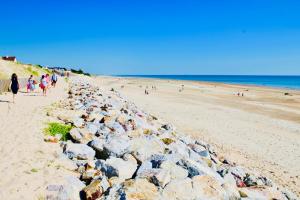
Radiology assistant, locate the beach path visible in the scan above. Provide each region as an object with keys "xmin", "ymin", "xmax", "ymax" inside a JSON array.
[{"xmin": 0, "ymin": 80, "xmax": 70, "ymax": 200}]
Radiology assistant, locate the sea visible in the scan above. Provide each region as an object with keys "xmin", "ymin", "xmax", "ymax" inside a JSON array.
[{"xmin": 116, "ymin": 75, "xmax": 300, "ymax": 90}]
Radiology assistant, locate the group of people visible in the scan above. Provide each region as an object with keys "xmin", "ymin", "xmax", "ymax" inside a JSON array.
[{"xmin": 10, "ymin": 72, "xmax": 58, "ymax": 103}]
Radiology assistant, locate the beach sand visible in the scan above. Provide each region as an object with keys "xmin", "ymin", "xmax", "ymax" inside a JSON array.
[
  {"xmin": 96, "ymin": 76, "xmax": 300, "ymax": 196},
  {"xmin": 0, "ymin": 80, "xmax": 75, "ymax": 200}
]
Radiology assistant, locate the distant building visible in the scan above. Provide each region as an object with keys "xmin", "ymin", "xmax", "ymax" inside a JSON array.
[{"xmin": 2, "ymin": 56, "xmax": 17, "ymax": 62}]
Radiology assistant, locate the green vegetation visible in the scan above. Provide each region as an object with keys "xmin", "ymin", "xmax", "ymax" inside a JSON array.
[
  {"xmin": 43, "ymin": 68, "xmax": 52, "ymax": 74},
  {"xmin": 26, "ymin": 66, "xmax": 39, "ymax": 76},
  {"xmin": 161, "ymin": 138, "xmax": 175, "ymax": 145},
  {"xmin": 30, "ymin": 168, "xmax": 38, "ymax": 173},
  {"xmin": 44, "ymin": 122, "xmax": 73, "ymax": 141},
  {"xmin": 35, "ymin": 64, "xmax": 43, "ymax": 68},
  {"xmin": 71, "ymin": 68, "xmax": 91, "ymax": 76}
]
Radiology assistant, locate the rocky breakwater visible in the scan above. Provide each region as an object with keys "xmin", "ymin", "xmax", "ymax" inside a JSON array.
[{"xmin": 46, "ymin": 77, "xmax": 298, "ymax": 200}]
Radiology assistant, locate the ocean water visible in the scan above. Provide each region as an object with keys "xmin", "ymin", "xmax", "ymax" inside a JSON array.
[{"xmin": 117, "ymin": 75, "xmax": 300, "ymax": 90}]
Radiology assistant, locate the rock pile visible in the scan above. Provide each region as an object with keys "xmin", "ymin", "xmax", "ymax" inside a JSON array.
[{"xmin": 46, "ymin": 77, "xmax": 298, "ymax": 200}]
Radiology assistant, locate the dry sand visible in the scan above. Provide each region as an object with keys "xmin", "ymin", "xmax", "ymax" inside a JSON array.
[
  {"xmin": 96, "ymin": 76, "xmax": 300, "ymax": 196},
  {"xmin": 0, "ymin": 74, "xmax": 299, "ymax": 198},
  {"xmin": 0, "ymin": 80, "xmax": 74, "ymax": 200}
]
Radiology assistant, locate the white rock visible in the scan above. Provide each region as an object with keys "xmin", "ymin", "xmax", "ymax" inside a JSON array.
[
  {"xmin": 73, "ymin": 117, "xmax": 84, "ymax": 128},
  {"xmin": 160, "ymin": 160, "xmax": 188, "ymax": 180},
  {"xmin": 57, "ymin": 176, "xmax": 85, "ymax": 200},
  {"xmin": 162, "ymin": 178, "xmax": 194, "ymax": 200},
  {"xmin": 130, "ymin": 136, "xmax": 165, "ymax": 162},
  {"xmin": 192, "ymin": 175, "xmax": 228, "ymax": 200},
  {"xmin": 104, "ymin": 135, "xmax": 131, "ymax": 157},
  {"xmin": 64, "ymin": 143, "xmax": 95, "ymax": 160},
  {"xmin": 96, "ymin": 157, "xmax": 137, "ymax": 181}
]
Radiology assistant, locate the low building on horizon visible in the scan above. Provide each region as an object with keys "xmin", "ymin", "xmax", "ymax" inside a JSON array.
[{"xmin": 2, "ymin": 56, "xmax": 17, "ymax": 62}]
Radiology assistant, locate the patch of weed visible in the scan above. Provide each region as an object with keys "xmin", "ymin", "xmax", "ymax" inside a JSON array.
[
  {"xmin": 44, "ymin": 122, "xmax": 72, "ymax": 141},
  {"xmin": 31, "ymin": 168, "xmax": 38, "ymax": 173}
]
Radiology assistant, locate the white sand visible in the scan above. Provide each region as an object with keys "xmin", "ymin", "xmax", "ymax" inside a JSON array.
[
  {"xmin": 0, "ymin": 80, "xmax": 73, "ymax": 200},
  {"xmin": 96, "ymin": 76, "xmax": 300, "ymax": 196}
]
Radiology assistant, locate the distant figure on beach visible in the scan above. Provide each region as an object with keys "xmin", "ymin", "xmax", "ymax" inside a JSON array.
[
  {"xmin": 10, "ymin": 73, "xmax": 19, "ymax": 103},
  {"xmin": 45, "ymin": 74, "xmax": 51, "ymax": 89},
  {"xmin": 40, "ymin": 75, "xmax": 47, "ymax": 96},
  {"xmin": 27, "ymin": 75, "xmax": 35, "ymax": 93},
  {"xmin": 51, "ymin": 73, "xmax": 58, "ymax": 87},
  {"xmin": 179, "ymin": 84, "xmax": 184, "ymax": 92}
]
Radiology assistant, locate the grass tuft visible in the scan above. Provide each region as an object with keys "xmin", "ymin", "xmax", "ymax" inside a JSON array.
[
  {"xmin": 31, "ymin": 168, "xmax": 38, "ymax": 173},
  {"xmin": 26, "ymin": 66, "xmax": 39, "ymax": 76},
  {"xmin": 44, "ymin": 122, "xmax": 72, "ymax": 141}
]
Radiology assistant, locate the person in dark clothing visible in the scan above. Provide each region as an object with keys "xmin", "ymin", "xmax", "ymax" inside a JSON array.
[{"xmin": 10, "ymin": 73, "xmax": 19, "ymax": 103}]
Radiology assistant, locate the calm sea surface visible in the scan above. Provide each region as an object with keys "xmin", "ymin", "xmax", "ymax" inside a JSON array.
[{"xmin": 116, "ymin": 75, "xmax": 300, "ymax": 90}]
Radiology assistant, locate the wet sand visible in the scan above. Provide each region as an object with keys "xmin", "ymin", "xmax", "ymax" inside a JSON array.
[{"xmin": 96, "ymin": 76, "xmax": 300, "ymax": 196}]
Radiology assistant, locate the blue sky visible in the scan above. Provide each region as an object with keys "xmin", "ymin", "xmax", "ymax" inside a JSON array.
[{"xmin": 0, "ymin": 0, "xmax": 300, "ymax": 75}]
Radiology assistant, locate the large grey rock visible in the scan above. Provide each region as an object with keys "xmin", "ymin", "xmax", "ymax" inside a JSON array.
[
  {"xmin": 69, "ymin": 128, "xmax": 93, "ymax": 144},
  {"xmin": 192, "ymin": 175, "xmax": 228, "ymax": 200},
  {"xmin": 168, "ymin": 141, "xmax": 190, "ymax": 160},
  {"xmin": 73, "ymin": 117, "xmax": 84, "ymax": 128},
  {"xmin": 103, "ymin": 135, "xmax": 131, "ymax": 157},
  {"xmin": 162, "ymin": 178, "xmax": 194, "ymax": 200},
  {"xmin": 136, "ymin": 161, "xmax": 159, "ymax": 178},
  {"xmin": 151, "ymin": 168, "xmax": 171, "ymax": 188},
  {"xmin": 89, "ymin": 138, "xmax": 109, "ymax": 159},
  {"xmin": 64, "ymin": 143, "xmax": 95, "ymax": 160},
  {"xmin": 113, "ymin": 178, "xmax": 160, "ymax": 200},
  {"xmin": 96, "ymin": 157, "xmax": 137, "ymax": 181},
  {"xmin": 160, "ymin": 160, "xmax": 188, "ymax": 180},
  {"xmin": 177, "ymin": 158, "xmax": 222, "ymax": 182},
  {"xmin": 56, "ymin": 176, "xmax": 85, "ymax": 200},
  {"xmin": 130, "ymin": 136, "xmax": 165, "ymax": 162},
  {"xmin": 86, "ymin": 123, "xmax": 99, "ymax": 135}
]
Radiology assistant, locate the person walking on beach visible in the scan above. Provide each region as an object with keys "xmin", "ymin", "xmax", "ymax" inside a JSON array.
[
  {"xmin": 27, "ymin": 75, "xmax": 34, "ymax": 93},
  {"xmin": 51, "ymin": 72, "xmax": 58, "ymax": 87},
  {"xmin": 40, "ymin": 75, "xmax": 47, "ymax": 96},
  {"xmin": 45, "ymin": 74, "xmax": 51, "ymax": 89},
  {"xmin": 10, "ymin": 73, "xmax": 19, "ymax": 103}
]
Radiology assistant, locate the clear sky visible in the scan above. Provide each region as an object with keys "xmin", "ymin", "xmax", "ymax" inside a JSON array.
[{"xmin": 0, "ymin": 0, "xmax": 300, "ymax": 75}]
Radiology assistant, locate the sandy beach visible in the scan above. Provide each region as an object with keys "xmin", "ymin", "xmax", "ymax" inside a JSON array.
[
  {"xmin": 95, "ymin": 76, "xmax": 300, "ymax": 196},
  {"xmin": 0, "ymin": 80, "xmax": 76, "ymax": 200}
]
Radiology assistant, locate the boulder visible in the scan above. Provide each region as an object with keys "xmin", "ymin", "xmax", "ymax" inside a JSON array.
[
  {"xmin": 122, "ymin": 178, "xmax": 159, "ymax": 200},
  {"xmin": 192, "ymin": 175, "xmax": 228, "ymax": 199},
  {"xmin": 89, "ymin": 138, "xmax": 108, "ymax": 159},
  {"xmin": 96, "ymin": 157, "xmax": 137, "ymax": 181},
  {"xmin": 69, "ymin": 128, "xmax": 93, "ymax": 144},
  {"xmin": 64, "ymin": 143, "xmax": 95, "ymax": 160},
  {"xmin": 151, "ymin": 169, "xmax": 171, "ymax": 188},
  {"xmin": 162, "ymin": 178, "xmax": 194, "ymax": 200},
  {"xmin": 82, "ymin": 180, "xmax": 103, "ymax": 200},
  {"xmin": 130, "ymin": 136, "xmax": 165, "ymax": 162},
  {"xmin": 73, "ymin": 117, "xmax": 85, "ymax": 128},
  {"xmin": 86, "ymin": 123, "xmax": 99, "ymax": 135},
  {"xmin": 81, "ymin": 169, "xmax": 102, "ymax": 181},
  {"xmin": 136, "ymin": 161, "xmax": 159, "ymax": 178},
  {"xmin": 56, "ymin": 176, "xmax": 85, "ymax": 200},
  {"xmin": 160, "ymin": 160, "xmax": 188, "ymax": 180},
  {"xmin": 103, "ymin": 135, "xmax": 131, "ymax": 157},
  {"xmin": 177, "ymin": 158, "xmax": 222, "ymax": 182}
]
